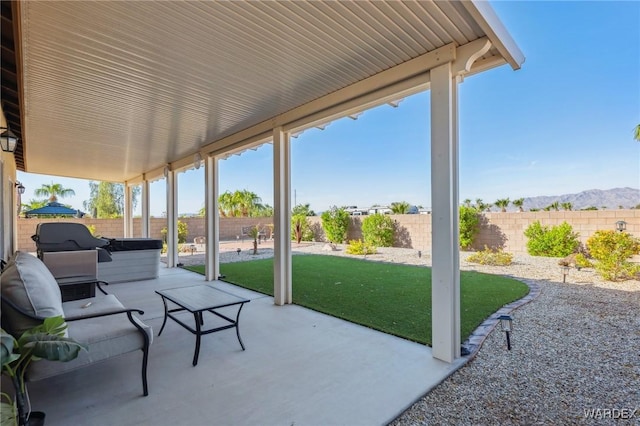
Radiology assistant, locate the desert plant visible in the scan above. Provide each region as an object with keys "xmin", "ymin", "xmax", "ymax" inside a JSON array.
[
  {"xmin": 459, "ymin": 205, "xmax": 480, "ymax": 249},
  {"xmin": 524, "ymin": 221, "xmax": 580, "ymax": 257},
  {"xmin": 1, "ymin": 316, "xmax": 86, "ymax": 426},
  {"xmin": 345, "ymin": 239, "xmax": 377, "ymax": 255},
  {"xmin": 586, "ymin": 230, "xmax": 640, "ymax": 281},
  {"xmin": 291, "ymin": 214, "xmax": 314, "ymax": 244},
  {"xmin": 361, "ymin": 214, "xmax": 394, "ymax": 247},
  {"xmin": 320, "ymin": 206, "xmax": 350, "ymax": 244},
  {"xmin": 574, "ymin": 253, "xmax": 593, "ymax": 269},
  {"xmin": 466, "ymin": 246, "xmax": 513, "ymax": 266}
]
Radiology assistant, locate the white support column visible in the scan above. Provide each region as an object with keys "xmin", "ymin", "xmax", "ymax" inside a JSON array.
[
  {"xmin": 430, "ymin": 62, "xmax": 461, "ymax": 363},
  {"xmin": 141, "ymin": 180, "xmax": 150, "ymax": 238},
  {"xmin": 166, "ymin": 169, "xmax": 179, "ymax": 268},
  {"xmin": 123, "ymin": 183, "xmax": 133, "ymax": 238},
  {"xmin": 273, "ymin": 127, "xmax": 292, "ymax": 305},
  {"xmin": 205, "ymin": 155, "xmax": 220, "ymax": 281}
]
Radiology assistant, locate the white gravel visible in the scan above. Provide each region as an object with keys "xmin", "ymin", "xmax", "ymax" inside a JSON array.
[{"xmin": 170, "ymin": 243, "xmax": 640, "ymax": 425}]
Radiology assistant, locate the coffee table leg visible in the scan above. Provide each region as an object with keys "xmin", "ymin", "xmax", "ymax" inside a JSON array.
[
  {"xmin": 235, "ymin": 303, "xmax": 246, "ymax": 351},
  {"xmin": 193, "ymin": 312, "xmax": 203, "ymax": 366},
  {"xmin": 158, "ymin": 297, "xmax": 169, "ymax": 336}
]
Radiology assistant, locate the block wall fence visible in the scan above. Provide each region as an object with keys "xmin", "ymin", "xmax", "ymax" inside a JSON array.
[{"xmin": 16, "ymin": 209, "xmax": 640, "ymax": 255}]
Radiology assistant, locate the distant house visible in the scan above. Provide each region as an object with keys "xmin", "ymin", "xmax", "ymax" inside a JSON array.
[
  {"xmin": 368, "ymin": 206, "xmax": 392, "ymax": 215},
  {"xmin": 345, "ymin": 206, "xmax": 368, "ymax": 216}
]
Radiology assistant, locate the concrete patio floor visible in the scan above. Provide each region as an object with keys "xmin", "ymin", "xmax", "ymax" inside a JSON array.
[{"xmin": 25, "ymin": 265, "xmax": 467, "ymax": 426}]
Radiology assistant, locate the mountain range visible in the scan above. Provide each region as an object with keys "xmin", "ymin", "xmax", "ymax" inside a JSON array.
[{"xmin": 517, "ymin": 187, "xmax": 639, "ymax": 211}]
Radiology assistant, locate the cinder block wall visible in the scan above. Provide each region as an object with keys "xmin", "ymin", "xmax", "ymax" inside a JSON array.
[{"xmin": 16, "ymin": 209, "xmax": 639, "ymax": 255}]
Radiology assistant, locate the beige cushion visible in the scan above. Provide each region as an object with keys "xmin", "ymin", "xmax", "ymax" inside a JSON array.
[{"xmin": 0, "ymin": 251, "xmax": 65, "ymax": 336}]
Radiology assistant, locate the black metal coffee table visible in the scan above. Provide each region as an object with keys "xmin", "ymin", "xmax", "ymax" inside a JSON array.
[{"xmin": 156, "ymin": 284, "xmax": 250, "ymax": 366}]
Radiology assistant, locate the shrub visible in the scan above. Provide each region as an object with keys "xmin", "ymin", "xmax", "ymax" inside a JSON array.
[
  {"xmin": 291, "ymin": 214, "xmax": 314, "ymax": 243},
  {"xmin": 345, "ymin": 239, "xmax": 377, "ymax": 255},
  {"xmin": 466, "ymin": 246, "xmax": 513, "ymax": 266},
  {"xmin": 459, "ymin": 205, "xmax": 480, "ymax": 249},
  {"xmin": 524, "ymin": 221, "xmax": 580, "ymax": 257},
  {"xmin": 161, "ymin": 220, "xmax": 189, "ymax": 244},
  {"xmin": 574, "ymin": 253, "xmax": 593, "ymax": 269},
  {"xmin": 321, "ymin": 206, "xmax": 350, "ymax": 244},
  {"xmin": 586, "ymin": 230, "xmax": 640, "ymax": 281},
  {"xmin": 361, "ymin": 213, "xmax": 394, "ymax": 247}
]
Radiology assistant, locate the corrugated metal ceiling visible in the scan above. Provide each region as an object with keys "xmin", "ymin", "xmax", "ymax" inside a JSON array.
[{"xmin": 13, "ymin": 0, "xmax": 521, "ymax": 182}]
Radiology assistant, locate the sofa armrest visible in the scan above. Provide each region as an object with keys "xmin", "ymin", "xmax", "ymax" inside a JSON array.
[{"xmin": 63, "ymin": 295, "xmax": 144, "ymax": 321}]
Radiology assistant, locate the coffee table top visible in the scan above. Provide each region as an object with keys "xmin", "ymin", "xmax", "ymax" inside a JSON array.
[{"xmin": 156, "ymin": 284, "xmax": 249, "ymax": 312}]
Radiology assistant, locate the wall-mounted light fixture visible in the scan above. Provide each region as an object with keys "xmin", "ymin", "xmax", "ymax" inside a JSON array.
[
  {"xmin": 497, "ymin": 314, "xmax": 513, "ymax": 350},
  {"xmin": 193, "ymin": 153, "xmax": 202, "ymax": 170},
  {"xmin": 15, "ymin": 181, "xmax": 25, "ymax": 195},
  {"xmin": 615, "ymin": 220, "xmax": 627, "ymax": 232},
  {"xmin": 1, "ymin": 127, "xmax": 19, "ymax": 153}
]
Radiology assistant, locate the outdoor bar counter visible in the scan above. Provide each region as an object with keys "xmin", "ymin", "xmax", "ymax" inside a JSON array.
[{"xmin": 97, "ymin": 238, "xmax": 163, "ymax": 283}]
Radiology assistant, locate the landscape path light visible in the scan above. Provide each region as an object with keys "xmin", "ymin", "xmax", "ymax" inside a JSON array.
[
  {"xmin": 497, "ymin": 314, "xmax": 513, "ymax": 350},
  {"xmin": 561, "ymin": 265, "xmax": 571, "ymax": 283}
]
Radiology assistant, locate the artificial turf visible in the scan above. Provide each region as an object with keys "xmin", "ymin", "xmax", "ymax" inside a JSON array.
[{"xmin": 185, "ymin": 255, "xmax": 529, "ymax": 346}]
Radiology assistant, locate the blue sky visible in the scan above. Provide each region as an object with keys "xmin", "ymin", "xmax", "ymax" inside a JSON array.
[{"xmin": 18, "ymin": 1, "xmax": 640, "ymax": 216}]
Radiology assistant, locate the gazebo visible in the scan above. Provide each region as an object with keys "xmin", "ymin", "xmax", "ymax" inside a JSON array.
[{"xmin": 24, "ymin": 202, "xmax": 83, "ymax": 218}]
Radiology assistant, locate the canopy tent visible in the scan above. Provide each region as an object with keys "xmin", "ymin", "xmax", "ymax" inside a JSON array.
[{"xmin": 24, "ymin": 202, "xmax": 83, "ymax": 218}]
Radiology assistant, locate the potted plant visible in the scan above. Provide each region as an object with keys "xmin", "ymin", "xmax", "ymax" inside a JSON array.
[{"xmin": 1, "ymin": 316, "xmax": 86, "ymax": 426}]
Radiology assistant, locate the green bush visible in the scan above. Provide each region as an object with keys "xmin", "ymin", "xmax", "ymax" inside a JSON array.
[
  {"xmin": 466, "ymin": 246, "xmax": 513, "ymax": 266},
  {"xmin": 161, "ymin": 220, "xmax": 189, "ymax": 244},
  {"xmin": 574, "ymin": 253, "xmax": 593, "ymax": 269},
  {"xmin": 291, "ymin": 214, "xmax": 314, "ymax": 243},
  {"xmin": 345, "ymin": 239, "xmax": 377, "ymax": 255},
  {"xmin": 361, "ymin": 213, "xmax": 394, "ymax": 247},
  {"xmin": 524, "ymin": 221, "xmax": 580, "ymax": 257},
  {"xmin": 586, "ymin": 230, "xmax": 640, "ymax": 281},
  {"xmin": 320, "ymin": 206, "xmax": 350, "ymax": 244},
  {"xmin": 459, "ymin": 205, "xmax": 480, "ymax": 249}
]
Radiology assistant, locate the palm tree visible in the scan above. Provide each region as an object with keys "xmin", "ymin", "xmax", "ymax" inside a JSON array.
[
  {"xmin": 34, "ymin": 182, "xmax": 75, "ymax": 203},
  {"xmin": 494, "ymin": 198, "xmax": 510, "ymax": 212},
  {"xmin": 21, "ymin": 199, "xmax": 47, "ymax": 215},
  {"xmin": 561, "ymin": 202, "xmax": 573, "ymax": 211},
  {"xmin": 390, "ymin": 201, "xmax": 410, "ymax": 214},
  {"xmin": 463, "ymin": 199, "xmax": 472, "ymax": 208},
  {"xmin": 548, "ymin": 201, "xmax": 560, "ymax": 211},
  {"xmin": 512, "ymin": 198, "xmax": 525, "ymax": 212},
  {"xmin": 634, "ymin": 124, "xmax": 640, "ymax": 141}
]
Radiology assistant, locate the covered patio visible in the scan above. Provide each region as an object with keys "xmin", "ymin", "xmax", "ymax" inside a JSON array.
[
  {"xmin": 26, "ymin": 265, "xmax": 465, "ymax": 425},
  {"xmin": 1, "ymin": 1, "xmax": 523, "ymax": 424}
]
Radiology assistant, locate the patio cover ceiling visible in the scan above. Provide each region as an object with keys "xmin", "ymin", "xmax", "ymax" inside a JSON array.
[{"xmin": 2, "ymin": 0, "xmax": 523, "ymax": 183}]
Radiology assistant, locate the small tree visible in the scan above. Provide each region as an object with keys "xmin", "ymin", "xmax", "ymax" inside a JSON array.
[
  {"xmin": 494, "ymin": 198, "xmax": 510, "ymax": 212},
  {"xmin": 362, "ymin": 213, "xmax": 394, "ymax": 247},
  {"xmin": 291, "ymin": 214, "xmax": 313, "ymax": 244},
  {"xmin": 390, "ymin": 201, "xmax": 410, "ymax": 214},
  {"xmin": 586, "ymin": 230, "xmax": 640, "ymax": 281},
  {"xmin": 247, "ymin": 225, "xmax": 261, "ymax": 255},
  {"xmin": 524, "ymin": 221, "xmax": 579, "ymax": 257},
  {"xmin": 459, "ymin": 205, "xmax": 480, "ymax": 249},
  {"xmin": 161, "ymin": 220, "xmax": 189, "ymax": 244},
  {"xmin": 320, "ymin": 206, "xmax": 350, "ymax": 244},
  {"xmin": 512, "ymin": 198, "xmax": 525, "ymax": 212}
]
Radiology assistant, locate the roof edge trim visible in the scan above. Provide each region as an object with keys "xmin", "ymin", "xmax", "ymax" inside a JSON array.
[{"xmin": 462, "ymin": 1, "xmax": 525, "ymax": 70}]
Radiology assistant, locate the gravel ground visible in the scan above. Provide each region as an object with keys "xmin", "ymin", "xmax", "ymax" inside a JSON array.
[{"xmin": 168, "ymin": 243, "xmax": 640, "ymax": 425}]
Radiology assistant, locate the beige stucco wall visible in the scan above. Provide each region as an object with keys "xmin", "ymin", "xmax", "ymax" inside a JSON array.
[
  {"xmin": 16, "ymin": 209, "xmax": 639, "ymax": 255},
  {"xmin": 1, "ymin": 105, "xmax": 19, "ymax": 261}
]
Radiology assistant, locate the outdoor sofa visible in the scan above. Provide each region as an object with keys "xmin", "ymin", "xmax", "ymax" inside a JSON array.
[{"xmin": 0, "ymin": 251, "xmax": 152, "ymax": 396}]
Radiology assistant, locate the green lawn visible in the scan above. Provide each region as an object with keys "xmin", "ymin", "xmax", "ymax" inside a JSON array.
[{"xmin": 185, "ymin": 255, "xmax": 528, "ymax": 346}]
